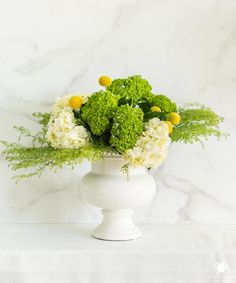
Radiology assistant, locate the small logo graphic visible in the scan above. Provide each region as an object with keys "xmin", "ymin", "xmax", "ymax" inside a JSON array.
[
  {"xmin": 207, "ymin": 261, "xmax": 234, "ymax": 283},
  {"xmin": 213, "ymin": 261, "xmax": 230, "ymax": 274}
]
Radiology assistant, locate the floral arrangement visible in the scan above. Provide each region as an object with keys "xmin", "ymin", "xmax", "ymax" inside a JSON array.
[{"xmin": 1, "ymin": 75, "xmax": 226, "ymax": 181}]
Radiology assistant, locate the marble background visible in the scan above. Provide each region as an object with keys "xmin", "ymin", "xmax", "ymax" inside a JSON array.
[{"xmin": 0, "ymin": 0, "xmax": 235, "ymax": 224}]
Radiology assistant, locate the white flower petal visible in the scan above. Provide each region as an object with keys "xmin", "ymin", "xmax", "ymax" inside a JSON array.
[{"xmin": 124, "ymin": 118, "xmax": 170, "ymax": 168}]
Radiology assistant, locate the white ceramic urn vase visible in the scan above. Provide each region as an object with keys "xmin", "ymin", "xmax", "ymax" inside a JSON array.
[{"xmin": 81, "ymin": 156, "xmax": 156, "ymax": 241}]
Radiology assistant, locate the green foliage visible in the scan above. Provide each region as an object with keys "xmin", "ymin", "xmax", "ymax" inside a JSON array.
[
  {"xmin": 107, "ymin": 75, "xmax": 152, "ymax": 106},
  {"xmin": 171, "ymin": 104, "xmax": 226, "ymax": 144},
  {"xmin": 90, "ymin": 131, "xmax": 111, "ymax": 147},
  {"xmin": 110, "ymin": 105, "xmax": 144, "ymax": 153},
  {"xmin": 33, "ymin": 112, "xmax": 50, "ymax": 126},
  {"xmin": 142, "ymin": 111, "xmax": 168, "ymax": 122},
  {"xmin": 1, "ymin": 141, "xmax": 105, "ymax": 182},
  {"xmin": 14, "ymin": 112, "xmax": 51, "ymax": 147},
  {"xmin": 138, "ymin": 93, "xmax": 176, "ymax": 122},
  {"xmin": 81, "ymin": 90, "xmax": 118, "ymax": 135},
  {"xmin": 121, "ymin": 163, "xmax": 130, "ymax": 180}
]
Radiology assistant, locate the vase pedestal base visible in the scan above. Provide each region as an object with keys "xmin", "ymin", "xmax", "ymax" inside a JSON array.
[
  {"xmin": 81, "ymin": 157, "xmax": 156, "ymax": 241},
  {"xmin": 92, "ymin": 209, "xmax": 142, "ymax": 241}
]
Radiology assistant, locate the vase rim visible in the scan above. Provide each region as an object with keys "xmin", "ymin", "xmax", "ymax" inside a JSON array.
[{"xmin": 102, "ymin": 153, "xmax": 121, "ymax": 159}]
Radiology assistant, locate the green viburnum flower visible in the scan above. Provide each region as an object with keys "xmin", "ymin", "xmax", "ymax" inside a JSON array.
[
  {"xmin": 110, "ymin": 105, "xmax": 144, "ymax": 153},
  {"xmin": 107, "ymin": 75, "xmax": 152, "ymax": 105},
  {"xmin": 148, "ymin": 94, "xmax": 177, "ymax": 113},
  {"xmin": 138, "ymin": 93, "xmax": 177, "ymax": 122},
  {"xmin": 81, "ymin": 90, "xmax": 118, "ymax": 136}
]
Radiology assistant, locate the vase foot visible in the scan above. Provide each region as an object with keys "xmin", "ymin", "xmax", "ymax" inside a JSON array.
[{"xmin": 92, "ymin": 209, "xmax": 142, "ymax": 241}]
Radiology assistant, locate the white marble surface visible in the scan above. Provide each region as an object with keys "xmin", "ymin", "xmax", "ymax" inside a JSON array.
[
  {"xmin": 0, "ymin": 0, "xmax": 236, "ymax": 224},
  {"xmin": 0, "ymin": 224, "xmax": 236, "ymax": 282}
]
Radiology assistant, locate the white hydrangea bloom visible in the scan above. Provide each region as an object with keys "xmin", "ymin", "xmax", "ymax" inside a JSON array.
[
  {"xmin": 51, "ymin": 93, "xmax": 90, "ymax": 117},
  {"xmin": 46, "ymin": 94, "xmax": 90, "ymax": 149},
  {"xmin": 124, "ymin": 118, "xmax": 170, "ymax": 168},
  {"xmin": 51, "ymin": 94, "xmax": 72, "ymax": 117}
]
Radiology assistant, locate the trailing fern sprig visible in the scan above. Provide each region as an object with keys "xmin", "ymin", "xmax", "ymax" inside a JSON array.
[
  {"xmin": 1, "ymin": 142, "xmax": 105, "ymax": 182},
  {"xmin": 0, "ymin": 112, "xmax": 105, "ymax": 181},
  {"xmin": 170, "ymin": 104, "xmax": 227, "ymax": 144}
]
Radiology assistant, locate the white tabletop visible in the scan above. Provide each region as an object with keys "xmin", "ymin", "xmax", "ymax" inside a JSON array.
[{"xmin": 0, "ymin": 224, "xmax": 235, "ymax": 283}]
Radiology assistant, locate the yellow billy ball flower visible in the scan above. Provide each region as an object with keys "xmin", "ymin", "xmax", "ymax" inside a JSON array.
[
  {"xmin": 165, "ymin": 121, "xmax": 173, "ymax": 134},
  {"xmin": 98, "ymin": 75, "xmax": 112, "ymax": 87},
  {"xmin": 151, "ymin": 106, "xmax": 161, "ymax": 112},
  {"xmin": 168, "ymin": 112, "xmax": 181, "ymax": 125},
  {"xmin": 69, "ymin": 96, "xmax": 83, "ymax": 109}
]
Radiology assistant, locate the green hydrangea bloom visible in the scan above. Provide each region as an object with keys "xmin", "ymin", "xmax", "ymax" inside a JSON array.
[
  {"xmin": 107, "ymin": 75, "xmax": 152, "ymax": 105},
  {"xmin": 110, "ymin": 105, "xmax": 144, "ymax": 153},
  {"xmin": 81, "ymin": 90, "xmax": 118, "ymax": 135},
  {"xmin": 148, "ymin": 94, "xmax": 177, "ymax": 113}
]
